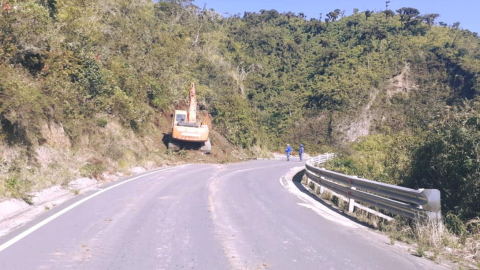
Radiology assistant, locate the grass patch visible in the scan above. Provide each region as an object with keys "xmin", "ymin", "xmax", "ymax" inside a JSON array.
[
  {"xmin": 97, "ymin": 118, "xmax": 108, "ymax": 128},
  {"xmin": 6, "ymin": 177, "xmax": 22, "ymax": 197},
  {"xmin": 320, "ymin": 190, "xmax": 333, "ymax": 201},
  {"xmin": 390, "ymin": 235, "xmax": 396, "ymax": 245},
  {"xmin": 4, "ymin": 176, "xmax": 33, "ymax": 204},
  {"xmin": 353, "ymin": 207, "xmax": 382, "ymax": 228},
  {"xmin": 416, "ymin": 247, "xmax": 425, "ymax": 257},
  {"xmin": 381, "ymin": 217, "xmax": 480, "ymax": 267},
  {"xmin": 179, "ymin": 150, "xmax": 187, "ymax": 158},
  {"xmin": 80, "ymin": 162, "xmax": 106, "ymax": 179},
  {"xmin": 22, "ymin": 195, "xmax": 34, "ymax": 205}
]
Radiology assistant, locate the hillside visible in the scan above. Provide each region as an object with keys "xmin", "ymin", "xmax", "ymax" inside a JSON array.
[{"xmin": 1, "ymin": 0, "xmax": 479, "ymax": 219}]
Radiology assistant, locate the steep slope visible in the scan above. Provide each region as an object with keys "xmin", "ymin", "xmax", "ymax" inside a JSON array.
[{"xmin": 1, "ymin": 1, "xmax": 479, "ymax": 200}]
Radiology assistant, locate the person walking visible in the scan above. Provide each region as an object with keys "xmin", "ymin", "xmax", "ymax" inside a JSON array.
[
  {"xmin": 299, "ymin": 143, "xmax": 304, "ymax": 162},
  {"xmin": 285, "ymin": 144, "xmax": 292, "ymax": 161}
]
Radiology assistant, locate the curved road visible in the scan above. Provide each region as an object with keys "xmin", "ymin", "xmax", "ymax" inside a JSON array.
[{"xmin": 0, "ymin": 158, "xmax": 442, "ymax": 269}]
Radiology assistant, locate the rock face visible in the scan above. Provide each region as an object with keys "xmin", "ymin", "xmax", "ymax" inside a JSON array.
[
  {"xmin": 304, "ymin": 64, "xmax": 419, "ymax": 144},
  {"xmin": 341, "ymin": 88, "xmax": 379, "ymax": 143},
  {"xmin": 386, "ymin": 64, "xmax": 418, "ymax": 99},
  {"xmin": 40, "ymin": 121, "xmax": 71, "ymax": 148}
]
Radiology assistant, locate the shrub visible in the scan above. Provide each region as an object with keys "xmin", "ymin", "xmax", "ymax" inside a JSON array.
[
  {"xmin": 97, "ymin": 118, "xmax": 108, "ymax": 128},
  {"xmin": 416, "ymin": 247, "xmax": 425, "ymax": 257},
  {"xmin": 178, "ymin": 150, "xmax": 187, "ymax": 158},
  {"xmin": 444, "ymin": 212, "xmax": 467, "ymax": 235},
  {"xmin": 4, "ymin": 176, "xmax": 32, "ymax": 203},
  {"xmin": 406, "ymin": 111, "xmax": 480, "ymax": 224},
  {"xmin": 80, "ymin": 162, "xmax": 106, "ymax": 179},
  {"xmin": 326, "ymin": 134, "xmax": 416, "ymax": 185},
  {"xmin": 6, "ymin": 177, "xmax": 21, "ymax": 197}
]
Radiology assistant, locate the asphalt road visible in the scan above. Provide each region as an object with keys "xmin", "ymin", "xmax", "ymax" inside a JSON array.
[{"xmin": 0, "ymin": 158, "xmax": 443, "ymax": 269}]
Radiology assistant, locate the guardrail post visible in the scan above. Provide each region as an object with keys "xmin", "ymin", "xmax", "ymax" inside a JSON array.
[
  {"xmin": 348, "ymin": 187, "xmax": 356, "ymax": 213},
  {"xmin": 420, "ymin": 189, "xmax": 442, "ymax": 221}
]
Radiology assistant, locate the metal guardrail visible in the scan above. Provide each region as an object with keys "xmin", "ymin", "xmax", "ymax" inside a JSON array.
[{"xmin": 305, "ymin": 154, "xmax": 441, "ymax": 221}]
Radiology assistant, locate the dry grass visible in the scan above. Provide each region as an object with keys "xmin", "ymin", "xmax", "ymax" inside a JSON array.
[
  {"xmin": 353, "ymin": 208, "xmax": 381, "ymax": 228},
  {"xmin": 382, "ymin": 217, "xmax": 480, "ymax": 267},
  {"xmin": 248, "ymin": 145, "xmax": 274, "ymax": 159},
  {"xmin": 334, "ymin": 196, "xmax": 348, "ymax": 211},
  {"xmin": 0, "ymin": 119, "xmax": 163, "ymax": 199},
  {"xmin": 0, "ymin": 115, "xmax": 260, "ymax": 201},
  {"xmin": 414, "ymin": 220, "xmax": 446, "ymax": 250},
  {"xmin": 301, "ymin": 174, "xmax": 308, "ymax": 185},
  {"xmin": 308, "ymin": 181, "xmax": 315, "ymax": 191},
  {"xmin": 460, "ymin": 229, "xmax": 480, "ymax": 267},
  {"xmin": 320, "ymin": 189, "xmax": 333, "ymax": 201}
]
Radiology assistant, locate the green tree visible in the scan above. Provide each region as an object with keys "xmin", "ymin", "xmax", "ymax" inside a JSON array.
[
  {"xmin": 406, "ymin": 111, "xmax": 480, "ymax": 222},
  {"xmin": 422, "ymin": 13, "xmax": 439, "ymax": 26},
  {"xmin": 326, "ymin": 9, "xmax": 341, "ymax": 22},
  {"xmin": 396, "ymin": 7, "xmax": 420, "ymax": 28}
]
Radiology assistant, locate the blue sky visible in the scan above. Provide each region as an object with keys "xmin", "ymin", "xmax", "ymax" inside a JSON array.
[{"xmin": 195, "ymin": 0, "xmax": 479, "ymax": 33}]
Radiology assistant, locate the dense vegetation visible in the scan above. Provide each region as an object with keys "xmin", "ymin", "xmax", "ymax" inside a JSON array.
[{"xmin": 1, "ymin": 0, "xmax": 479, "ymax": 228}]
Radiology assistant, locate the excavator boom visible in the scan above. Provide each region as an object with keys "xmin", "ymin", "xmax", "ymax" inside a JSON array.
[{"xmin": 187, "ymin": 83, "xmax": 197, "ymax": 123}]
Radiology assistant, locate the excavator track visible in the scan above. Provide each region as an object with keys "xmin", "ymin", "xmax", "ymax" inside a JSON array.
[
  {"xmin": 168, "ymin": 135, "xmax": 181, "ymax": 151},
  {"xmin": 199, "ymin": 139, "xmax": 211, "ymax": 153},
  {"xmin": 168, "ymin": 135, "xmax": 211, "ymax": 154}
]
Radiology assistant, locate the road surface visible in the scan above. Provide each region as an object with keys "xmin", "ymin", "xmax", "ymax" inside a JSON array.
[{"xmin": 0, "ymin": 158, "xmax": 442, "ymax": 269}]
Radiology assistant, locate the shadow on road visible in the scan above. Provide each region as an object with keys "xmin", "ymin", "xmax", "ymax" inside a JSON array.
[{"xmin": 292, "ymin": 169, "xmax": 375, "ymax": 229}]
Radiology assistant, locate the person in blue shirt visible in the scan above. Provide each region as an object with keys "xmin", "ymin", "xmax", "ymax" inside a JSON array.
[
  {"xmin": 299, "ymin": 143, "xmax": 304, "ymax": 162},
  {"xmin": 285, "ymin": 144, "xmax": 292, "ymax": 161}
]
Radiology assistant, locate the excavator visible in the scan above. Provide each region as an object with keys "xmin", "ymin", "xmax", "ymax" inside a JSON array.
[{"xmin": 168, "ymin": 83, "xmax": 211, "ymax": 153}]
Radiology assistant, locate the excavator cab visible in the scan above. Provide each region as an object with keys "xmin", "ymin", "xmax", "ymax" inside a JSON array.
[
  {"xmin": 175, "ymin": 112, "xmax": 186, "ymax": 124},
  {"xmin": 172, "ymin": 110, "xmax": 187, "ymax": 127}
]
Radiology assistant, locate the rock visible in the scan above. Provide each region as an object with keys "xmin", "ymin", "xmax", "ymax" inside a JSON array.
[
  {"xmin": 30, "ymin": 185, "xmax": 70, "ymax": 205},
  {"xmin": 0, "ymin": 199, "xmax": 30, "ymax": 222},
  {"xmin": 130, "ymin": 167, "xmax": 146, "ymax": 174},
  {"xmin": 40, "ymin": 121, "xmax": 71, "ymax": 148},
  {"xmin": 68, "ymin": 178, "xmax": 97, "ymax": 190}
]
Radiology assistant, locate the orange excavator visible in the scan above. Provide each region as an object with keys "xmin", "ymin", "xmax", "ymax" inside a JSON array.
[{"xmin": 168, "ymin": 83, "xmax": 211, "ymax": 153}]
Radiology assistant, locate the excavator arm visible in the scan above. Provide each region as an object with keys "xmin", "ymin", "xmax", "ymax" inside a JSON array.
[{"xmin": 187, "ymin": 83, "xmax": 197, "ymax": 123}]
